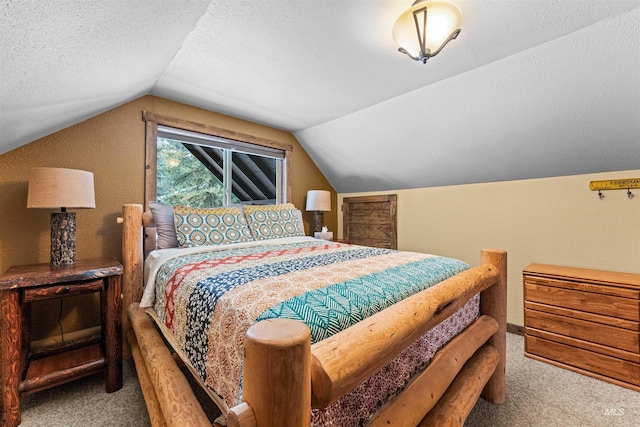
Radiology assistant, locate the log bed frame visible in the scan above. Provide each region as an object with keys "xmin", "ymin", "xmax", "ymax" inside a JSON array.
[{"xmin": 118, "ymin": 204, "xmax": 507, "ymax": 427}]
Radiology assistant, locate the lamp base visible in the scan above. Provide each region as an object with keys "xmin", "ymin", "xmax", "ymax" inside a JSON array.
[
  {"xmin": 313, "ymin": 211, "xmax": 324, "ymax": 233},
  {"xmin": 51, "ymin": 212, "xmax": 76, "ymax": 266}
]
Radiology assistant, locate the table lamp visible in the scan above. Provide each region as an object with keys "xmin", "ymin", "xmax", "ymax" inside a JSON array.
[
  {"xmin": 305, "ymin": 190, "xmax": 331, "ymax": 233},
  {"xmin": 27, "ymin": 167, "xmax": 95, "ymax": 266}
]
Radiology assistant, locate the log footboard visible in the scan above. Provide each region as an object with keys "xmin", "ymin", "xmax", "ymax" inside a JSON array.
[
  {"xmin": 368, "ymin": 315, "xmax": 498, "ymax": 426},
  {"xmin": 128, "ymin": 303, "xmax": 210, "ymax": 426},
  {"xmin": 230, "ymin": 250, "xmax": 507, "ymax": 427},
  {"xmin": 419, "ymin": 345, "xmax": 500, "ymax": 426},
  {"xmin": 127, "ymin": 330, "xmax": 165, "ymax": 427},
  {"xmin": 119, "ymin": 204, "xmax": 507, "ymax": 427}
]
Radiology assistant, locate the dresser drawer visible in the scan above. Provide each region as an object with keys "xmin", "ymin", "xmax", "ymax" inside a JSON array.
[
  {"xmin": 525, "ymin": 327, "xmax": 640, "ymax": 363},
  {"xmin": 525, "ymin": 276, "xmax": 640, "ymax": 298},
  {"xmin": 525, "ymin": 335, "xmax": 640, "ymax": 387},
  {"xmin": 22, "ymin": 279, "xmax": 104, "ymax": 302},
  {"xmin": 524, "ymin": 300, "xmax": 639, "ymax": 331},
  {"xmin": 525, "ymin": 307, "xmax": 639, "ymax": 352},
  {"xmin": 524, "ymin": 282, "xmax": 639, "ymax": 321}
]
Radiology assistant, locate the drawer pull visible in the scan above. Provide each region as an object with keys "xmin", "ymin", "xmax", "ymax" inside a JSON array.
[{"xmin": 61, "ymin": 287, "xmax": 70, "ymax": 294}]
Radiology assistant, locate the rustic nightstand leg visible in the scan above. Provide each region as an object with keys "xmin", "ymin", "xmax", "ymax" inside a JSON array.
[
  {"xmin": 103, "ymin": 275, "xmax": 123, "ymax": 392},
  {"xmin": 0, "ymin": 290, "xmax": 21, "ymax": 427}
]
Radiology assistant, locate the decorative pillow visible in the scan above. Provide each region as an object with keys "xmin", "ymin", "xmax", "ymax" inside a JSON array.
[
  {"xmin": 243, "ymin": 203, "xmax": 306, "ymax": 240},
  {"xmin": 148, "ymin": 201, "xmax": 179, "ymax": 249},
  {"xmin": 173, "ymin": 205, "xmax": 254, "ymax": 248}
]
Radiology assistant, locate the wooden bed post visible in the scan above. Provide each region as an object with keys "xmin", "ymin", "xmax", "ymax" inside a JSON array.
[
  {"xmin": 229, "ymin": 318, "xmax": 311, "ymax": 427},
  {"xmin": 479, "ymin": 249, "xmax": 507, "ymax": 404},
  {"xmin": 118, "ymin": 204, "xmax": 144, "ymax": 359}
]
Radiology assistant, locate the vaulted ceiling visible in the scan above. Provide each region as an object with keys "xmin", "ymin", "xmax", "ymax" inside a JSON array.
[{"xmin": 2, "ymin": 1, "xmax": 639, "ymax": 193}]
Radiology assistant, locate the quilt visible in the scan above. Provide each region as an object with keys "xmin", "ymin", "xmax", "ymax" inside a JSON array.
[{"xmin": 142, "ymin": 237, "xmax": 478, "ymax": 426}]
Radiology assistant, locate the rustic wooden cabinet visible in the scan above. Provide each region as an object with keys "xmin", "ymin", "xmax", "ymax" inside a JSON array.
[
  {"xmin": 342, "ymin": 194, "xmax": 397, "ymax": 249},
  {"xmin": 0, "ymin": 258, "xmax": 123, "ymax": 427},
  {"xmin": 523, "ymin": 263, "xmax": 640, "ymax": 392}
]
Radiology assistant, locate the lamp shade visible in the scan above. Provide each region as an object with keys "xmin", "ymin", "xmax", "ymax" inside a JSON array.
[
  {"xmin": 392, "ymin": 0, "xmax": 461, "ymax": 61},
  {"xmin": 306, "ymin": 190, "xmax": 331, "ymax": 212},
  {"xmin": 27, "ymin": 167, "xmax": 95, "ymax": 209}
]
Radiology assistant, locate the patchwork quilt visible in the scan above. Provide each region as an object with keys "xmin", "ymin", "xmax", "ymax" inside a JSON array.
[{"xmin": 142, "ymin": 237, "xmax": 478, "ymax": 426}]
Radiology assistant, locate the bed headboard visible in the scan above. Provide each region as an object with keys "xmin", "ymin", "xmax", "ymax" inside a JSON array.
[{"xmin": 142, "ymin": 209, "xmax": 156, "ymax": 260}]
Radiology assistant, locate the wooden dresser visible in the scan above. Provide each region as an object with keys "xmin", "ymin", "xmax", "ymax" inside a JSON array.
[{"xmin": 523, "ymin": 263, "xmax": 640, "ymax": 392}]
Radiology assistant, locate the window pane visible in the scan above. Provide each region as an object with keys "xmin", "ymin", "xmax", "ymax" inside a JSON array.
[
  {"xmin": 231, "ymin": 152, "xmax": 278, "ymax": 205},
  {"xmin": 155, "ymin": 125, "xmax": 286, "ymax": 208},
  {"xmin": 156, "ymin": 138, "xmax": 225, "ymax": 207}
]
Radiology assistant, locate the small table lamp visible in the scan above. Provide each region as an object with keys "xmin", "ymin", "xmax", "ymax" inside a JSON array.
[
  {"xmin": 305, "ymin": 190, "xmax": 331, "ymax": 233},
  {"xmin": 27, "ymin": 167, "xmax": 95, "ymax": 266}
]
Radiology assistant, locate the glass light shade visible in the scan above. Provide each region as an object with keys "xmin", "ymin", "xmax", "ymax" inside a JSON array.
[{"xmin": 392, "ymin": 0, "xmax": 462, "ymax": 59}]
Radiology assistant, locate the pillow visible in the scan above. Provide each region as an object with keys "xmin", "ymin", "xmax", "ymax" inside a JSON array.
[
  {"xmin": 173, "ymin": 205, "xmax": 254, "ymax": 248},
  {"xmin": 243, "ymin": 203, "xmax": 306, "ymax": 241},
  {"xmin": 148, "ymin": 201, "xmax": 179, "ymax": 249}
]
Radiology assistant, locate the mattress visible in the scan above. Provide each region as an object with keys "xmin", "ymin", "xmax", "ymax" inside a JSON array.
[{"xmin": 141, "ymin": 236, "xmax": 479, "ymax": 426}]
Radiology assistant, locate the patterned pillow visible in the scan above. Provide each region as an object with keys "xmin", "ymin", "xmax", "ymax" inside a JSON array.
[
  {"xmin": 173, "ymin": 205, "xmax": 254, "ymax": 248},
  {"xmin": 243, "ymin": 203, "xmax": 306, "ymax": 240}
]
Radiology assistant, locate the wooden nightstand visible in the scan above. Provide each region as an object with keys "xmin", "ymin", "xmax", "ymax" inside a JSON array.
[{"xmin": 0, "ymin": 258, "xmax": 123, "ymax": 427}]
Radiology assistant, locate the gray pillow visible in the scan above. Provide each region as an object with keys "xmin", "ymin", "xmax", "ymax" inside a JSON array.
[{"xmin": 148, "ymin": 201, "xmax": 179, "ymax": 249}]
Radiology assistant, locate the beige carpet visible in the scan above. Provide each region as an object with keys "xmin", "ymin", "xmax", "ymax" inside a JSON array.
[
  {"xmin": 20, "ymin": 361, "xmax": 150, "ymax": 427},
  {"xmin": 465, "ymin": 334, "xmax": 638, "ymax": 427},
  {"xmin": 19, "ymin": 333, "xmax": 639, "ymax": 426}
]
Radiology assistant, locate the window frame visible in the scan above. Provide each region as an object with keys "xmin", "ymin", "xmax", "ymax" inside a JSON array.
[{"xmin": 143, "ymin": 111, "xmax": 293, "ymax": 209}]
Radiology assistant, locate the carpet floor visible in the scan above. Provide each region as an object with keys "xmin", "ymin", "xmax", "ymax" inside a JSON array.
[{"xmin": 19, "ymin": 333, "xmax": 639, "ymax": 426}]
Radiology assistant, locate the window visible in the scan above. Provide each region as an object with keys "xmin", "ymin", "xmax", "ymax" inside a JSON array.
[{"xmin": 143, "ymin": 112, "xmax": 292, "ymax": 208}]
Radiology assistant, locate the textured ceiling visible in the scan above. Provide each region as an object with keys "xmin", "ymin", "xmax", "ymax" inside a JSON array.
[{"xmin": 1, "ymin": 0, "xmax": 639, "ymax": 192}]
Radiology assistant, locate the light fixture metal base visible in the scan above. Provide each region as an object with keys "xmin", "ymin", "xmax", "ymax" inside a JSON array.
[{"xmin": 398, "ymin": 28, "xmax": 461, "ymax": 64}]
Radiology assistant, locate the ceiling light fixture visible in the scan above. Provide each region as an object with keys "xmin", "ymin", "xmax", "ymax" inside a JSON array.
[{"xmin": 392, "ymin": 0, "xmax": 462, "ymax": 64}]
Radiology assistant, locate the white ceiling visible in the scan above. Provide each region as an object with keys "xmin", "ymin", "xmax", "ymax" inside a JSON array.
[{"xmin": 2, "ymin": 0, "xmax": 639, "ymax": 192}]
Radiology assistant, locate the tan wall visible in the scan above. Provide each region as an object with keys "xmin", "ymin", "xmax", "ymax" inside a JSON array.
[
  {"xmin": 338, "ymin": 170, "xmax": 640, "ymax": 327},
  {"xmin": 0, "ymin": 95, "xmax": 336, "ymax": 339}
]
